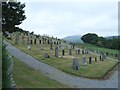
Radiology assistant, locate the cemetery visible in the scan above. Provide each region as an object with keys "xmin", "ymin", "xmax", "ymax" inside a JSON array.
[
  {"xmin": 2, "ymin": 1, "xmax": 119, "ymax": 88},
  {"xmin": 4, "ymin": 32, "xmax": 119, "ymax": 79}
]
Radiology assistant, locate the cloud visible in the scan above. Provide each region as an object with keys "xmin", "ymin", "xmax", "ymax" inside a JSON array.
[{"xmin": 19, "ymin": 1, "xmax": 118, "ymax": 38}]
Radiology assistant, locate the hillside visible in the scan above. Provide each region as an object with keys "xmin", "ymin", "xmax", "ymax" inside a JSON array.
[
  {"xmin": 62, "ymin": 35, "xmax": 83, "ymax": 43},
  {"xmin": 105, "ymin": 35, "xmax": 120, "ymax": 39}
]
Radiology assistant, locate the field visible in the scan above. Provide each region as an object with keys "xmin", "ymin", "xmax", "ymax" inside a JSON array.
[
  {"xmin": 12, "ymin": 56, "xmax": 66, "ymax": 88},
  {"xmin": 5, "ymin": 33, "xmax": 118, "ymax": 79}
]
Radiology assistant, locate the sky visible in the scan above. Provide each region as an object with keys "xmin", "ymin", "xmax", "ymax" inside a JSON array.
[{"xmin": 19, "ymin": 0, "xmax": 118, "ymax": 38}]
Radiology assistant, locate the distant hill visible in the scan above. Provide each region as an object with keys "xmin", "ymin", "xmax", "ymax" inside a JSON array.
[
  {"xmin": 62, "ymin": 35, "xmax": 83, "ymax": 43},
  {"xmin": 105, "ymin": 36, "xmax": 120, "ymax": 39}
]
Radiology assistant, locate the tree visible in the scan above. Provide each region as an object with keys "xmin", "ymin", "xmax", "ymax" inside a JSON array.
[
  {"xmin": 2, "ymin": 1, "xmax": 26, "ymax": 33},
  {"xmin": 81, "ymin": 33, "xmax": 98, "ymax": 45}
]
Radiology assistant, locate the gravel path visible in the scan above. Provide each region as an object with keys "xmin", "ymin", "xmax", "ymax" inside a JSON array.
[{"xmin": 5, "ymin": 41, "xmax": 118, "ymax": 88}]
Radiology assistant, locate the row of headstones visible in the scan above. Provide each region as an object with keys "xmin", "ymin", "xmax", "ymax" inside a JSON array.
[
  {"xmin": 45, "ymin": 46, "xmax": 94, "ymax": 58},
  {"xmin": 73, "ymin": 54, "xmax": 106, "ymax": 70},
  {"xmin": 16, "ymin": 32, "xmax": 62, "ymax": 45},
  {"xmin": 88, "ymin": 48, "xmax": 119, "ymax": 59},
  {"xmin": 8, "ymin": 32, "xmax": 119, "ymax": 59}
]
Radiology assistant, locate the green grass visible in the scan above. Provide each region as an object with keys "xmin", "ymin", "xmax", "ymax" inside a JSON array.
[
  {"xmin": 5, "ymin": 33, "xmax": 118, "ymax": 79},
  {"xmin": 12, "ymin": 56, "xmax": 67, "ymax": 88}
]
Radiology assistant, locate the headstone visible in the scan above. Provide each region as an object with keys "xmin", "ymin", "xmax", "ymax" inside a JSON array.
[
  {"xmin": 27, "ymin": 32, "xmax": 30, "ymax": 45},
  {"xmin": 28, "ymin": 44, "xmax": 31, "ymax": 50},
  {"xmin": 99, "ymin": 55, "xmax": 102, "ymax": 61},
  {"xmin": 55, "ymin": 45, "xmax": 59, "ymax": 57},
  {"xmin": 106, "ymin": 52, "xmax": 109, "ymax": 55},
  {"xmin": 82, "ymin": 49, "xmax": 84, "ymax": 54},
  {"xmin": 22, "ymin": 35, "xmax": 25, "ymax": 44},
  {"xmin": 69, "ymin": 49, "xmax": 72, "ymax": 55},
  {"xmin": 62, "ymin": 49, "xmax": 65, "ymax": 56},
  {"xmin": 41, "ymin": 44, "xmax": 44, "ymax": 50},
  {"xmin": 48, "ymin": 39, "xmax": 50, "ymax": 44},
  {"xmin": 50, "ymin": 41, "xmax": 53, "ymax": 50},
  {"xmin": 15, "ymin": 32, "xmax": 19, "ymax": 44},
  {"xmin": 57, "ymin": 41, "xmax": 59, "ymax": 45},
  {"xmin": 82, "ymin": 55, "xmax": 86, "ymax": 65},
  {"xmin": 78, "ymin": 48, "xmax": 80, "ymax": 54},
  {"xmin": 34, "ymin": 38, "xmax": 36, "ymax": 44},
  {"xmin": 30, "ymin": 39, "xmax": 33, "ymax": 44},
  {"xmin": 102, "ymin": 54, "xmax": 105, "ymax": 60},
  {"xmin": 95, "ymin": 57, "xmax": 97, "ymax": 62},
  {"xmin": 73, "ymin": 58, "xmax": 80, "ymax": 70},
  {"xmin": 39, "ymin": 40, "xmax": 41, "ymax": 44},
  {"xmin": 89, "ymin": 56, "xmax": 92, "ymax": 64},
  {"xmin": 45, "ymin": 53, "xmax": 50, "ymax": 58},
  {"xmin": 115, "ymin": 54, "xmax": 118, "ymax": 57}
]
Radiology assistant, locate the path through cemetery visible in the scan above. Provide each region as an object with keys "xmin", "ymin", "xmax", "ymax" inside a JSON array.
[{"xmin": 5, "ymin": 41, "xmax": 118, "ymax": 88}]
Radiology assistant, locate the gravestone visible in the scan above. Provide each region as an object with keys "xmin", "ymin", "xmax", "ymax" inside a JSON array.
[
  {"xmin": 78, "ymin": 48, "xmax": 80, "ymax": 54},
  {"xmin": 34, "ymin": 38, "xmax": 36, "ymax": 44},
  {"xmin": 62, "ymin": 48, "xmax": 65, "ymax": 56},
  {"xmin": 99, "ymin": 55, "xmax": 102, "ymax": 61},
  {"xmin": 82, "ymin": 55, "xmax": 86, "ymax": 65},
  {"xmin": 30, "ymin": 39, "xmax": 33, "ymax": 44},
  {"xmin": 55, "ymin": 45, "xmax": 59, "ymax": 57},
  {"xmin": 41, "ymin": 44, "xmax": 44, "ymax": 50},
  {"xmin": 27, "ymin": 32, "xmax": 30, "ymax": 45},
  {"xmin": 39, "ymin": 40, "xmax": 41, "ymax": 44},
  {"xmin": 69, "ymin": 48, "xmax": 72, "ymax": 55},
  {"xmin": 28, "ymin": 44, "xmax": 31, "ymax": 50},
  {"xmin": 115, "ymin": 54, "xmax": 118, "ymax": 57},
  {"xmin": 102, "ymin": 54, "xmax": 106, "ymax": 61},
  {"xmin": 95, "ymin": 57, "xmax": 97, "ymax": 62},
  {"xmin": 106, "ymin": 52, "xmax": 109, "ymax": 55},
  {"xmin": 50, "ymin": 41, "xmax": 53, "ymax": 50},
  {"xmin": 48, "ymin": 39, "xmax": 50, "ymax": 44},
  {"xmin": 45, "ymin": 53, "xmax": 50, "ymax": 58},
  {"xmin": 22, "ymin": 35, "xmax": 25, "ymax": 44},
  {"xmin": 15, "ymin": 32, "xmax": 19, "ymax": 44},
  {"xmin": 57, "ymin": 41, "xmax": 59, "ymax": 45},
  {"xmin": 89, "ymin": 56, "xmax": 92, "ymax": 64},
  {"xmin": 82, "ymin": 49, "xmax": 85, "ymax": 54},
  {"xmin": 73, "ymin": 58, "xmax": 80, "ymax": 70}
]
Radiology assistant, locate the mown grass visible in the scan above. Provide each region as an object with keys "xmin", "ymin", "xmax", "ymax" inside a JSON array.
[
  {"xmin": 12, "ymin": 56, "xmax": 67, "ymax": 88},
  {"xmin": 6, "ymin": 33, "xmax": 118, "ymax": 79}
]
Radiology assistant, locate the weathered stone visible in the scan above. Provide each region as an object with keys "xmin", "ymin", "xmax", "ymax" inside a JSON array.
[{"xmin": 73, "ymin": 58, "xmax": 80, "ymax": 70}]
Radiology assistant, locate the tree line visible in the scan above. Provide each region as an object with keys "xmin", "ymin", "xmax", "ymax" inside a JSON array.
[{"xmin": 81, "ymin": 33, "xmax": 120, "ymax": 50}]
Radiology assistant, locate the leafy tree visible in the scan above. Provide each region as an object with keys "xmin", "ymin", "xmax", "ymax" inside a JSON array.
[
  {"xmin": 2, "ymin": 1, "xmax": 26, "ymax": 33},
  {"xmin": 81, "ymin": 33, "xmax": 98, "ymax": 45}
]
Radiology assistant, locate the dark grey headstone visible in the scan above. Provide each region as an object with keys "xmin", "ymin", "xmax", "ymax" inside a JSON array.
[
  {"xmin": 34, "ymin": 39, "xmax": 36, "ymax": 44},
  {"xmin": 55, "ymin": 45, "xmax": 59, "ymax": 57},
  {"xmin": 89, "ymin": 57, "xmax": 92, "ymax": 64},
  {"xmin": 30, "ymin": 39, "xmax": 33, "ymax": 44},
  {"xmin": 45, "ymin": 53, "xmax": 50, "ymax": 58},
  {"xmin": 73, "ymin": 58, "xmax": 80, "ymax": 70},
  {"xmin": 95, "ymin": 57, "xmax": 97, "ymax": 62},
  {"xmin": 69, "ymin": 49, "xmax": 72, "ymax": 55},
  {"xmin": 62, "ymin": 49, "xmax": 65, "ymax": 56}
]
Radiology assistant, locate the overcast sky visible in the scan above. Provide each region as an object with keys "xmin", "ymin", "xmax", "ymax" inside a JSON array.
[{"xmin": 19, "ymin": 0, "xmax": 118, "ymax": 38}]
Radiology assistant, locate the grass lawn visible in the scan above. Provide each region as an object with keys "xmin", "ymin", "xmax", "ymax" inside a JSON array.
[
  {"xmin": 12, "ymin": 56, "xmax": 67, "ymax": 88},
  {"xmin": 5, "ymin": 33, "xmax": 118, "ymax": 79}
]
